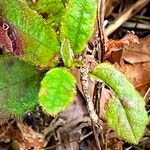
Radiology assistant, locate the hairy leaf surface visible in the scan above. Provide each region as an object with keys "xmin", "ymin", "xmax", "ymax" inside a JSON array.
[
  {"xmin": 91, "ymin": 63, "xmax": 148, "ymax": 144},
  {"xmin": 26, "ymin": 0, "xmax": 66, "ymax": 30},
  {"xmin": 39, "ymin": 68, "xmax": 76, "ymax": 116},
  {"xmin": 61, "ymin": 0, "xmax": 97, "ymax": 54},
  {"xmin": 0, "ymin": 54, "xmax": 42, "ymax": 122},
  {"xmin": 0, "ymin": 0, "xmax": 59, "ymax": 67},
  {"xmin": 60, "ymin": 39, "xmax": 73, "ymax": 67}
]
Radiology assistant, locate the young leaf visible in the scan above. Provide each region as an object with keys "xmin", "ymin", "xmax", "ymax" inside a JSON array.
[
  {"xmin": 0, "ymin": 0, "xmax": 59, "ymax": 67},
  {"xmin": 39, "ymin": 68, "xmax": 76, "ymax": 116},
  {"xmin": 91, "ymin": 63, "xmax": 148, "ymax": 144},
  {"xmin": 61, "ymin": 0, "xmax": 97, "ymax": 54},
  {"xmin": 60, "ymin": 39, "xmax": 74, "ymax": 67},
  {"xmin": 0, "ymin": 54, "xmax": 42, "ymax": 123},
  {"xmin": 60, "ymin": 39, "xmax": 83, "ymax": 67}
]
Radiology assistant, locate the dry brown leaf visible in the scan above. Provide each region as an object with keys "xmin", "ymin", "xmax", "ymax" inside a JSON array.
[
  {"xmin": 124, "ymin": 62, "xmax": 150, "ymax": 96},
  {"xmin": 99, "ymin": 84, "xmax": 112, "ymax": 120},
  {"xmin": 17, "ymin": 122, "xmax": 47, "ymax": 150},
  {"xmin": 104, "ymin": 33, "xmax": 139, "ymax": 65},
  {"xmin": 102, "ymin": 123, "xmax": 124, "ymax": 150},
  {"xmin": 43, "ymin": 93, "xmax": 90, "ymax": 150},
  {"xmin": 0, "ymin": 120, "xmax": 16, "ymax": 143},
  {"xmin": 122, "ymin": 36, "xmax": 150, "ymax": 96},
  {"xmin": 105, "ymin": 0, "xmax": 119, "ymax": 17},
  {"xmin": 123, "ymin": 35, "xmax": 150, "ymax": 64}
]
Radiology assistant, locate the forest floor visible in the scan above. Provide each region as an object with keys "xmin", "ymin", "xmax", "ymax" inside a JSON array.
[{"xmin": 0, "ymin": 0, "xmax": 150, "ymax": 150}]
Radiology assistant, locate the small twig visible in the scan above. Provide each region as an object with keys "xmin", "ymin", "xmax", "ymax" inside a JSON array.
[
  {"xmin": 97, "ymin": 0, "xmax": 106, "ymax": 62},
  {"xmin": 95, "ymin": 0, "xmax": 106, "ymax": 116},
  {"xmin": 134, "ymin": 15, "xmax": 150, "ymax": 21},
  {"xmin": 105, "ymin": 0, "xmax": 149, "ymax": 36},
  {"xmin": 92, "ymin": 1, "xmax": 106, "ymax": 149},
  {"xmin": 44, "ymin": 139, "xmax": 78, "ymax": 150},
  {"xmin": 125, "ymin": 146, "xmax": 133, "ymax": 150},
  {"xmin": 122, "ymin": 21, "xmax": 150, "ymax": 30},
  {"xmin": 44, "ymin": 131, "xmax": 94, "ymax": 149},
  {"xmin": 80, "ymin": 131, "xmax": 93, "ymax": 141},
  {"xmin": 92, "ymin": 125, "xmax": 102, "ymax": 150},
  {"xmin": 80, "ymin": 51, "xmax": 102, "ymax": 150},
  {"xmin": 80, "ymin": 58, "xmax": 99, "ymax": 124},
  {"xmin": 42, "ymin": 117, "xmax": 65, "ymax": 136},
  {"xmin": 144, "ymin": 87, "xmax": 150, "ymax": 103},
  {"xmin": 105, "ymin": 129, "xmax": 111, "ymax": 150}
]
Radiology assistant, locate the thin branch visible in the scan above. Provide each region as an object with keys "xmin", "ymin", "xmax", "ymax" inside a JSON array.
[
  {"xmin": 80, "ymin": 55, "xmax": 99, "ymax": 124},
  {"xmin": 97, "ymin": 0, "xmax": 106, "ymax": 62},
  {"xmin": 105, "ymin": 0, "xmax": 149, "ymax": 36},
  {"xmin": 80, "ymin": 51, "xmax": 102, "ymax": 150}
]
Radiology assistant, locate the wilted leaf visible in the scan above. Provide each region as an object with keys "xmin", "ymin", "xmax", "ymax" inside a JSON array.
[
  {"xmin": 0, "ymin": 54, "xmax": 42, "ymax": 122},
  {"xmin": 39, "ymin": 68, "xmax": 76, "ymax": 116},
  {"xmin": 61, "ymin": 0, "xmax": 97, "ymax": 54},
  {"xmin": 0, "ymin": 0, "xmax": 59, "ymax": 67},
  {"xmin": 91, "ymin": 63, "xmax": 148, "ymax": 144}
]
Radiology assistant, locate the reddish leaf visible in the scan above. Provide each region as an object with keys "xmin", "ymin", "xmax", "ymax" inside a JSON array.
[{"xmin": 0, "ymin": 17, "xmax": 23, "ymax": 56}]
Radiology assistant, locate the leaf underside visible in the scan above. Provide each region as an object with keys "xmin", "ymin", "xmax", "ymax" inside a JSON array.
[
  {"xmin": 39, "ymin": 68, "xmax": 76, "ymax": 116},
  {"xmin": 0, "ymin": 54, "xmax": 42, "ymax": 123},
  {"xmin": 91, "ymin": 63, "xmax": 148, "ymax": 144}
]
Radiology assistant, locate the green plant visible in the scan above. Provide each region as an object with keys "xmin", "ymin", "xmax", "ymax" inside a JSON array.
[{"xmin": 0, "ymin": 0, "xmax": 148, "ymax": 144}]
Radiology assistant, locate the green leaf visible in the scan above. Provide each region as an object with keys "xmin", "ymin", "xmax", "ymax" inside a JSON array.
[
  {"xmin": 60, "ymin": 38, "xmax": 73, "ymax": 67},
  {"xmin": 0, "ymin": 54, "xmax": 42, "ymax": 123},
  {"xmin": 0, "ymin": 0, "xmax": 59, "ymax": 67},
  {"xmin": 60, "ymin": 39, "xmax": 83, "ymax": 67},
  {"xmin": 61, "ymin": 0, "xmax": 97, "ymax": 54},
  {"xmin": 39, "ymin": 68, "xmax": 76, "ymax": 116},
  {"xmin": 26, "ymin": 0, "xmax": 66, "ymax": 30},
  {"xmin": 91, "ymin": 63, "xmax": 148, "ymax": 144}
]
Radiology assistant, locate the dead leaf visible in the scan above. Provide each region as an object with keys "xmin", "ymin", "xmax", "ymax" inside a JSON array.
[
  {"xmin": 99, "ymin": 84, "xmax": 112, "ymax": 120},
  {"xmin": 105, "ymin": 0, "xmax": 120, "ymax": 17},
  {"xmin": 124, "ymin": 62, "xmax": 150, "ymax": 96},
  {"xmin": 104, "ymin": 33, "xmax": 139, "ymax": 65},
  {"xmin": 123, "ymin": 35, "xmax": 150, "ymax": 64},
  {"xmin": 102, "ymin": 123, "xmax": 124, "ymax": 150},
  {"xmin": 17, "ymin": 121, "xmax": 47, "ymax": 150}
]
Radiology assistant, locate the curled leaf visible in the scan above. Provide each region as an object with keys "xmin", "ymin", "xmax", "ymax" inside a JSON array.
[
  {"xmin": 91, "ymin": 63, "xmax": 148, "ymax": 144},
  {"xmin": 39, "ymin": 68, "xmax": 76, "ymax": 116}
]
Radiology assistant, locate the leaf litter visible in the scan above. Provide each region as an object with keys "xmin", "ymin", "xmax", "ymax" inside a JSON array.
[{"xmin": 0, "ymin": 0, "xmax": 150, "ymax": 150}]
